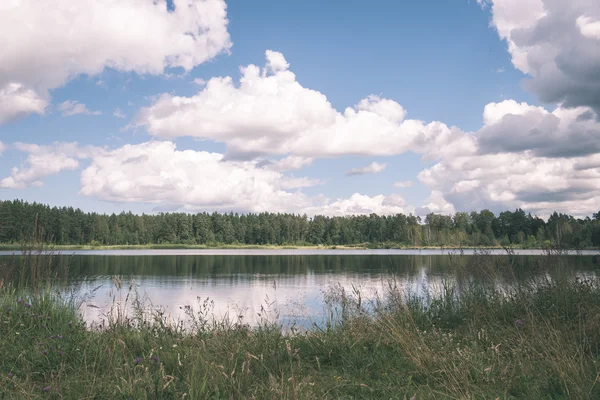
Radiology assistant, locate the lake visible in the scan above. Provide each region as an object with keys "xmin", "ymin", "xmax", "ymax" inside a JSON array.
[{"xmin": 2, "ymin": 249, "xmax": 599, "ymax": 328}]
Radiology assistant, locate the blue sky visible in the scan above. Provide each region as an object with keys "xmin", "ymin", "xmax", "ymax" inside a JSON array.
[{"xmin": 1, "ymin": 0, "xmax": 599, "ymax": 217}]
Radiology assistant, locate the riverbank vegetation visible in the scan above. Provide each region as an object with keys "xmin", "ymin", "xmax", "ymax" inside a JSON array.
[
  {"xmin": 2, "ymin": 200, "xmax": 600, "ymax": 249},
  {"xmin": 1, "ymin": 243, "xmax": 599, "ymax": 398}
]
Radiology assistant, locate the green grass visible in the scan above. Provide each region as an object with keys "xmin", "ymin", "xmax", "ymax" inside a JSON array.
[
  {"xmin": 0, "ymin": 242, "xmax": 587, "ymax": 251},
  {"xmin": 0, "ymin": 243, "xmax": 369, "ymax": 251},
  {"xmin": 1, "ymin": 252, "xmax": 599, "ymax": 398}
]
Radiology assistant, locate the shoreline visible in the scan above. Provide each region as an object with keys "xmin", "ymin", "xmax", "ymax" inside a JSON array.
[
  {"xmin": 0, "ymin": 243, "xmax": 535, "ymax": 251},
  {"xmin": 0, "ymin": 245, "xmax": 600, "ymax": 257}
]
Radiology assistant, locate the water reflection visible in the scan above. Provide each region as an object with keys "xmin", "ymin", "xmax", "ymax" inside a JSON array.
[{"xmin": 2, "ymin": 254, "xmax": 599, "ymax": 328}]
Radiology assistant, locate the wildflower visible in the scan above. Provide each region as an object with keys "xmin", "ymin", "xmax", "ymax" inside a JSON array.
[
  {"xmin": 59, "ymin": 351, "xmax": 65, "ymax": 355},
  {"xmin": 57, "ymin": 335, "xmax": 63, "ymax": 339},
  {"xmin": 8, "ymin": 372, "xmax": 13, "ymax": 378},
  {"xmin": 41, "ymin": 324, "xmax": 47, "ymax": 328},
  {"xmin": 152, "ymin": 355, "xmax": 159, "ymax": 362},
  {"xmin": 515, "ymin": 319, "xmax": 524, "ymax": 328},
  {"xmin": 6, "ymin": 307, "xmax": 12, "ymax": 311},
  {"xmin": 38, "ymin": 316, "xmax": 43, "ymax": 319},
  {"xmin": 47, "ymin": 316, "xmax": 51, "ymax": 320},
  {"xmin": 43, "ymin": 386, "xmax": 51, "ymax": 392},
  {"xmin": 135, "ymin": 357, "xmax": 143, "ymax": 365},
  {"xmin": 25, "ymin": 303, "xmax": 31, "ymax": 308},
  {"xmin": 17, "ymin": 299, "xmax": 24, "ymax": 304},
  {"xmin": 50, "ymin": 335, "xmax": 56, "ymax": 340},
  {"xmin": 68, "ymin": 321, "xmax": 73, "ymax": 327},
  {"xmin": 42, "ymin": 350, "xmax": 48, "ymax": 356}
]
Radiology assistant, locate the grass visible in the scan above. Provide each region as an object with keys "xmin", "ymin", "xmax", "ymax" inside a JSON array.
[
  {"xmin": 0, "ymin": 243, "xmax": 369, "ymax": 251},
  {"xmin": 1, "ymin": 242, "xmax": 591, "ymax": 251},
  {"xmin": 0, "ymin": 242, "xmax": 599, "ymax": 398}
]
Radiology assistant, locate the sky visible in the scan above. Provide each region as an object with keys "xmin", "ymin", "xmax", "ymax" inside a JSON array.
[{"xmin": 0, "ymin": 0, "xmax": 599, "ymax": 218}]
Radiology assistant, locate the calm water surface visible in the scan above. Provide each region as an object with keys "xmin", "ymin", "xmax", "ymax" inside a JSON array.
[{"xmin": 3, "ymin": 250, "xmax": 599, "ymax": 328}]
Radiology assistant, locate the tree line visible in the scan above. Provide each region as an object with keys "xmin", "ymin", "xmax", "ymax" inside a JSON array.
[{"xmin": 1, "ymin": 200, "xmax": 600, "ymax": 248}]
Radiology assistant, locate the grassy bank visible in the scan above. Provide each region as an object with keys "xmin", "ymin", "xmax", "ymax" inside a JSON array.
[
  {"xmin": 1, "ymin": 242, "xmax": 594, "ymax": 251},
  {"xmin": 0, "ymin": 243, "xmax": 367, "ymax": 251},
  {"xmin": 1, "ymin": 252, "xmax": 599, "ymax": 398}
]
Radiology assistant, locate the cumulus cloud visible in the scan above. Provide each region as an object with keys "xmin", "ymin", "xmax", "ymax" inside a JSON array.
[
  {"xmin": 393, "ymin": 180, "xmax": 414, "ymax": 188},
  {"xmin": 483, "ymin": 0, "xmax": 600, "ymax": 114},
  {"xmin": 419, "ymin": 151, "xmax": 600, "ymax": 217},
  {"xmin": 419, "ymin": 101, "xmax": 600, "ymax": 217},
  {"xmin": 57, "ymin": 100, "xmax": 102, "ymax": 117},
  {"xmin": 136, "ymin": 50, "xmax": 474, "ymax": 159},
  {"xmin": 0, "ymin": 0, "xmax": 231, "ymax": 123},
  {"xmin": 0, "ymin": 83, "xmax": 47, "ymax": 124},
  {"xmin": 74, "ymin": 141, "xmax": 406, "ymax": 215},
  {"xmin": 80, "ymin": 141, "xmax": 309, "ymax": 211},
  {"xmin": 346, "ymin": 162, "xmax": 387, "ymax": 176},
  {"xmin": 415, "ymin": 190, "xmax": 456, "ymax": 216},
  {"xmin": 478, "ymin": 100, "xmax": 600, "ymax": 157},
  {"xmin": 306, "ymin": 193, "xmax": 411, "ymax": 217},
  {"xmin": 0, "ymin": 142, "xmax": 101, "ymax": 189},
  {"xmin": 577, "ymin": 15, "xmax": 600, "ymax": 40}
]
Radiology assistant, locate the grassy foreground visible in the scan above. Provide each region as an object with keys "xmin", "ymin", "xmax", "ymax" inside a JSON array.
[{"xmin": 1, "ymin": 252, "xmax": 599, "ymax": 398}]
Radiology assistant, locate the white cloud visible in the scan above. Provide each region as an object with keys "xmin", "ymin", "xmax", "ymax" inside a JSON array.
[
  {"xmin": 265, "ymin": 50, "xmax": 290, "ymax": 73},
  {"xmin": 306, "ymin": 193, "xmax": 411, "ymax": 217},
  {"xmin": 577, "ymin": 15, "xmax": 600, "ymax": 40},
  {"xmin": 416, "ymin": 190, "xmax": 456, "ymax": 216},
  {"xmin": 0, "ymin": 83, "xmax": 47, "ymax": 124},
  {"xmin": 483, "ymin": 0, "xmax": 547, "ymax": 73},
  {"xmin": 1, "ymin": 143, "xmax": 85, "ymax": 188},
  {"xmin": 76, "ymin": 140, "xmax": 406, "ymax": 215},
  {"xmin": 0, "ymin": 141, "xmax": 5, "ymax": 155},
  {"xmin": 393, "ymin": 180, "xmax": 413, "ymax": 188},
  {"xmin": 0, "ymin": 142, "xmax": 102, "ymax": 189},
  {"xmin": 482, "ymin": 100, "xmax": 547, "ymax": 126},
  {"xmin": 346, "ymin": 162, "xmax": 387, "ymax": 176},
  {"xmin": 57, "ymin": 100, "xmax": 102, "ymax": 117},
  {"xmin": 0, "ymin": 0, "xmax": 231, "ymax": 123},
  {"xmin": 113, "ymin": 108, "xmax": 126, "ymax": 119},
  {"xmin": 478, "ymin": 101, "xmax": 600, "ymax": 157},
  {"xmin": 419, "ymin": 101, "xmax": 600, "ymax": 217},
  {"xmin": 419, "ymin": 151, "xmax": 600, "ymax": 218},
  {"xmin": 136, "ymin": 50, "xmax": 474, "ymax": 159},
  {"xmin": 79, "ymin": 141, "xmax": 319, "ymax": 213},
  {"xmin": 266, "ymin": 155, "xmax": 314, "ymax": 172},
  {"xmin": 482, "ymin": 0, "xmax": 600, "ymax": 113}
]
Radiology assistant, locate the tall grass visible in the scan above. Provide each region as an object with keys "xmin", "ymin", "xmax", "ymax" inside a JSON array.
[{"xmin": 0, "ymin": 233, "xmax": 599, "ymax": 398}]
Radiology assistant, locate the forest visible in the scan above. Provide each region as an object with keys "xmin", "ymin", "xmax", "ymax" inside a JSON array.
[{"xmin": 1, "ymin": 199, "xmax": 600, "ymax": 248}]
